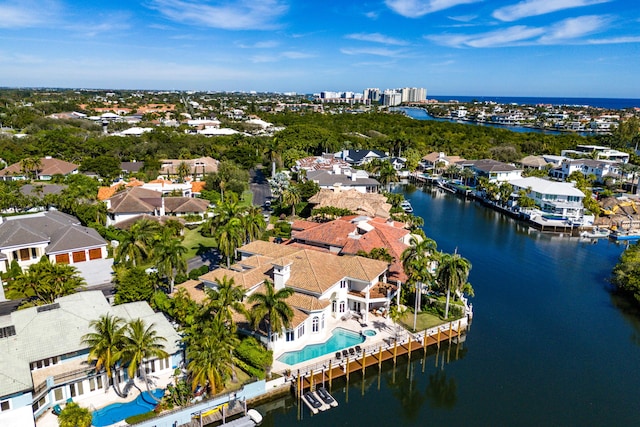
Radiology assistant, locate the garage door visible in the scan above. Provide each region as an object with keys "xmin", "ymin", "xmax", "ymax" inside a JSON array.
[
  {"xmin": 55, "ymin": 253, "xmax": 70, "ymax": 264},
  {"xmin": 88, "ymin": 248, "xmax": 102, "ymax": 260},
  {"xmin": 72, "ymin": 251, "xmax": 87, "ymax": 263}
]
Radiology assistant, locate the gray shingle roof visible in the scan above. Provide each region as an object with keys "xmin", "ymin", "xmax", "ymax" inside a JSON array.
[{"xmin": 0, "ymin": 211, "xmax": 106, "ymax": 254}]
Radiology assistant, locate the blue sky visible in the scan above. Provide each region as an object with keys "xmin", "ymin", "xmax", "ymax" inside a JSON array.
[{"xmin": 1, "ymin": 0, "xmax": 640, "ymax": 97}]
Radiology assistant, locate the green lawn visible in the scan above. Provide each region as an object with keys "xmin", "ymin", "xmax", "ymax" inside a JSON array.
[
  {"xmin": 182, "ymin": 226, "xmax": 217, "ymax": 260},
  {"xmin": 398, "ymin": 310, "xmax": 451, "ymax": 332},
  {"xmin": 238, "ymin": 190, "xmax": 253, "ymax": 208}
]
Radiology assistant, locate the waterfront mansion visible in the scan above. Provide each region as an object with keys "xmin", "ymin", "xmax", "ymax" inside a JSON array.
[
  {"xmin": 198, "ymin": 240, "xmax": 396, "ymax": 353},
  {"xmin": 0, "ymin": 291, "xmax": 182, "ymax": 427}
]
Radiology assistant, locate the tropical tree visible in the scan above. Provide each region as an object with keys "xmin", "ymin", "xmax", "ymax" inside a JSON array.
[
  {"xmin": 247, "ymin": 280, "xmax": 294, "ymax": 348},
  {"xmin": 153, "ymin": 229, "xmax": 187, "ymax": 293},
  {"xmin": 186, "ymin": 331, "xmax": 233, "ymax": 395},
  {"xmin": 401, "ymin": 236, "xmax": 439, "ymax": 330},
  {"xmin": 216, "ymin": 217, "xmax": 244, "ymax": 268},
  {"xmin": 436, "ymin": 251, "xmax": 472, "ymax": 319},
  {"xmin": 81, "ymin": 314, "xmax": 128, "ymax": 397},
  {"xmin": 203, "ymin": 276, "xmax": 246, "ymax": 326},
  {"xmin": 58, "ymin": 402, "xmax": 92, "ymax": 427},
  {"xmin": 281, "ymin": 186, "xmax": 301, "ymax": 216},
  {"xmin": 120, "ymin": 319, "xmax": 168, "ymax": 402},
  {"xmin": 357, "ymin": 247, "xmax": 394, "ymax": 263},
  {"xmin": 176, "ymin": 161, "xmax": 191, "ymax": 182},
  {"xmin": 114, "ymin": 219, "xmax": 160, "ymax": 266},
  {"xmin": 241, "ymin": 206, "xmax": 266, "ymax": 243},
  {"xmin": 7, "ymin": 259, "xmax": 86, "ymax": 308},
  {"xmin": 378, "ymin": 161, "xmax": 399, "ymax": 189}
]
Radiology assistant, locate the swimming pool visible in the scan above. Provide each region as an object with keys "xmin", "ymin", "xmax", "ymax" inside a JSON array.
[
  {"xmin": 92, "ymin": 389, "xmax": 164, "ymax": 427},
  {"xmin": 277, "ymin": 328, "xmax": 365, "ymax": 365}
]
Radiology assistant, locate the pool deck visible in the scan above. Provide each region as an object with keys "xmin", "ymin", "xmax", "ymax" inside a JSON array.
[
  {"xmin": 35, "ymin": 370, "xmax": 174, "ymax": 427},
  {"xmin": 271, "ymin": 314, "xmax": 397, "ymax": 375}
]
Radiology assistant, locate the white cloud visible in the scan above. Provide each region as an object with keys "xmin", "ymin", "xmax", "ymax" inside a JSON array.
[
  {"xmin": 425, "ymin": 15, "xmax": 622, "ymax": 48},
  {"xmin": 493, "ymin": 0, "xmax": 611, "ymax": 22},
  {"xmin": 365, "ymin": 11, "xmax": 379, "ymax": 19},
  {"xmin": 585, "ymin": 36, "xmax": 640, "ymax": 44},
  {"xmin": 426, "ymin": 25, "xmax": 545, "ymax": 47},
  {"xmin": 385, "ymin": 0, "xmax": 481, "ymax": 18},
  {"xmin": 237, "ymin": 40, "xmax": 280, "ymax": 49},
  {"xmin": 340, "ymin": 47, "xmax": 407, "ymax": 57},
  {"xmin": 538, "ymin": 15, "xmax": 608, "ymax": 44},
  {"xmin": 345, "ymin": 33, "xmax": 409, "ymax": 45},
  {"xmin": 447, "ymin": 14, "xmax": 477, "ymax": 22},
  {"xmin": 149, "ymin": 0, "xmax": 288, "ymax": 30},
  {"xmin": 0, "ymin": 0, "xmax": 60, "ymax": 28},
  {"xmin": 250, "ymin": 50, "xmax": 314, "ymax": 63}
]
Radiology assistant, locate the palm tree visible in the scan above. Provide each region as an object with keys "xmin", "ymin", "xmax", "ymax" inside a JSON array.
[
  {"xmin": 282, "ymin": 186, "xmax": 301, "ymax": 216},
  {"xmin": 81, "ymin": 314, "xmax": 128, "ymax": 397},
  {"xmin": 176, "ymin": 161, "xmax": 191, "ymax": 182},
  {"xmin": 216, "ymin": 217, "xmax": 244, "ymax": 268},
  {"xmin": 241, "ymin": 206, "xmax": 266, "ymax": 243},
  {"xmin": 247, "ymin": 280, "xmax": 294, "ymax": 348},
  {"xmin": 436, "ymin": 251, "xmax": 472, "ymax": 319},
  {"xmin": 153, "ymin": 229, "xmax": 187, "ymax": 293},
  {"xmin": 115, "ymin": 218, "xmax": 160, "ymax": 266},
  {"xmin": 378, "ymin": 161, "xmax": 399, "ymax": 190},
  {"xmin": 401, "ymin": 236, "xmax": 439, "ymax": 331},
  {"xmin": 203, "ymin": 276, "xmax": 246, "ymax": 326},
  {"xmin": 186, "ymin": 331, "xmax": 233, "ymax": 395},
  {"xmin": 120, "ymin": 319, "xmax": 168, "ymax": 402}
]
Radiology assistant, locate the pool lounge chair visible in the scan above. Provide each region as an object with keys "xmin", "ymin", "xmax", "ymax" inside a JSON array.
[
  {"xmin": 335, "ymin": 352, "xmax": 341, "ymax": 360},
  {"xmin": 52, "ymin": 404, "xmax": 62, "ymax": 416},
  {"xmin": 348, "ymin": 347, "xmax": 355, "ymax": 356},
  {"xmin": 355, "ymin": 345, "xmax": 362, "ymax": 353},
  {"xmin": 342, "ymin": 349, "xmax": 349, "ymax": 358}
]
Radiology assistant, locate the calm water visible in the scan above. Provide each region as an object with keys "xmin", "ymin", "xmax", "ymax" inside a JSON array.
[
  {"xmin": 256, "ymin": 186, "xmax": 640, "ymax": 426},
  {"xmin": 429, "ymin": 95, "xmax": 640, "ymax": 110}
]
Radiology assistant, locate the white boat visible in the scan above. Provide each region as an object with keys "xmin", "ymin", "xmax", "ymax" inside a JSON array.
[
  {"xmin": 580, "ymin": 227, "xmax": 609, "ymax": 238},
  {"xmin": 247, "ymin": 409, "xmax": 263, "ymax": 425},
  {"xmin": 401, "ymin": 200, "xmax": 413, "ymax": 213}
]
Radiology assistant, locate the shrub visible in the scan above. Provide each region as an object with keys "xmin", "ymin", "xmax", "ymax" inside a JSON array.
[{"xmin": 234, "ymin": 337, "xmax": 273, "ymax": 371}]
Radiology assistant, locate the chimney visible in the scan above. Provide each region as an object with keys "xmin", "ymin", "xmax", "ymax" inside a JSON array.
[{"xmin": 272, "ymin": 259, "xmax": 292, "ymax": 290}]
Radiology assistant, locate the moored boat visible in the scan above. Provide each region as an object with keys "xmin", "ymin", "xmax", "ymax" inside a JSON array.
[
  {"xmin": 609, "ymin": 230, "xmax": 640, "ymax": 241},
  {"xmin": 580, "ymin": 227, "xmax": 609, "ymax": 239},
  {"xmin": 401, "ymin": 200, "xmax": 413, "ymax": 213}
]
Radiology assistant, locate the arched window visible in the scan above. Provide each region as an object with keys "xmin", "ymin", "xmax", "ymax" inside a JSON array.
[{"xmin": 312, "ymin": 316, "xmax": 319, "ymax": 332}]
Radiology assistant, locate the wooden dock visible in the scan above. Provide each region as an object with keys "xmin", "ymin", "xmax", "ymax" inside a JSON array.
[{"xmin": 292, "ymin": 321, "xmax": 465, "ymax": 396}]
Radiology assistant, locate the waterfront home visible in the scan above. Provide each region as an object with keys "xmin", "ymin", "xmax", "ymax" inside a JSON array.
[
  {"xmin": 0, "ymin": 211, "xmax": 109, "ymax": 283},
  {"xmin": 420, "ymin": 152, "xmax": 465, "ymax": 172},
  {"xmin": 199, "ymin": 241, "xmax": 393, "ymax": 353},
  {"xmin": 334, "ymin": 149, "xmax": 387, "ymax": 166},
  {"xmin": 307, "ymin": 189, "xmax": 392, "ymax": 218},
  {"xmin": 518, "ymin": 155, "xmax": 550, "ymax": 170},
  {"xmin": 459, "ymin": 159, "xmax": 522, "ymax": 183},
  {"xmin": 0, "ymin": 291, "xmax": 182, "ymax": 427},
  {"xmin": 290, "ymin": 216, "xmax": 413, "ymax": 283},
  {"xmin": 550, "ymin": 158, "xmax": 622, "ymax": 183},
  {"xmin": 0, "ymin": 157, "xmax": 78, "ymax": 182},
  {"xmin": 508, "ymin": 177, "xmax": 585, "ymax": 220},
  {"xmin": 560, "ymin": 145, "xmax": 629, "ymax": 163},
  {"xmin": 294, "ymin": 155, "xmax": 350, "ymax": 173},
  {"xmin": 306, "ymin": 166, "xmax": 380, "ymax": 194}
]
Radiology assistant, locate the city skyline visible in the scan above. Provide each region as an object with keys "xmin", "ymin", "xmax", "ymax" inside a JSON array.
[{"xmin": 1, "ymin": 0, "xmax": 640, "ymax": 98}]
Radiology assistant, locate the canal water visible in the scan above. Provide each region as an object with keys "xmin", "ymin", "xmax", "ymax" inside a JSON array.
[{"xmin": 255, "ymin": 186, "xmax": 640, "ymax": 426}]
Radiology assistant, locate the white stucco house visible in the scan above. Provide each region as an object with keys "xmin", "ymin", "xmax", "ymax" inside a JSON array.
[{"xmin": 509, "ymin": 176, "xmax": 585, "ymax": 220}]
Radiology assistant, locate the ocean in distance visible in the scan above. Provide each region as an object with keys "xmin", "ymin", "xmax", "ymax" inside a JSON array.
[{"xmin": 427, "ymin": 95, "xmax": 640, "ymax": 110}]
